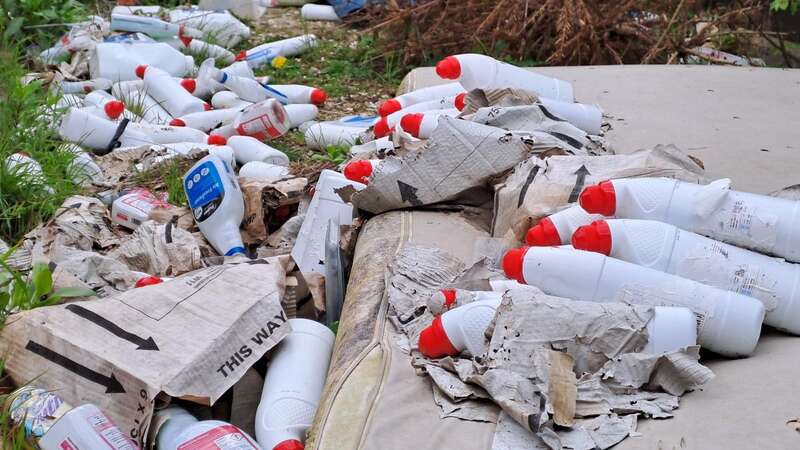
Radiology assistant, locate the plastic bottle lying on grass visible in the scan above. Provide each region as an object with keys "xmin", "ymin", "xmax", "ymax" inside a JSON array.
[
  {"xmin": 304, "ymin": 116, "xmax": 376, "ymax": 151},
  {"xmin": 239, "ymin": 161, "xmax": 290, "ymax": 180},
  {"xmin": 373, "ymin": 94, "xmax": 464, "ymax": 137},
  {"xmin": 61, "ymin": 143, "xmax": 105, "ymax": 185},
  {"xmin": 228, "ymin": 135, "xmax": 290, "ymax": 166},
  {"xmin": 157, "ymin": 406, "xmax": 262, "ymax": 450},
  {"xmin": 436, "ymin": 53, "xmax": 574, "ymax": 102},
  {"xmin": 39, "ymin": 31, "xmax": 99, "ymax": 64},
  {"xmin": 113, "ymin": 88, "xmax": 173, "ymax": 124},
  {"xmin": 572, "ymin": 219, "xmax": 800, "ymax": 335},
  {"xmin": 377, "ymin": 82, "xmax": 463, "ymax": 117},
  {"xmin": 111, "ymin": 13, "xmax": 204, "ymax": 40},
  {"xmin": 270, "ymin": 84, "xmax": 328, "ymax": 105},
  {"xmin": 301, "ymin": 4, "xmax": 341, "ymax": 21},
  {"xmin": 5, "ymin": 153, "xmax": 52, "ymax": 193},
  {"xmin": 168, "ymin": 37, "xmax": 236, "ymax": 64},
  {"xmin": 526, "ymin": 205, "xmax": 604, "ymax": 246},
  {"xmin": 399, "ymin": 109, "xmax": 460, "ymax": 139},
  {"xmin": 418, "ymin": 295, "xmax": 697, "ymax": 358},
  {"xmin": 137, "ymin": 65, "xmax": 208, "ymax": 117},
  {"xmin": 211, "ymin": 90, "xmax": 252, "ymax": 110},
  {"xmin": 90, "ymin": 42, "xmax": 195, "ymax": 81},
  {"xmin": 255, "ymin": 319, "xmax": 334, "ymax": 450},
  {"xmin": 237, "ymin": 34, "xmax": 318, "ymax": 62},
  {"xmin": 170, "ymin": 108, "xmax": 242, "ymax": 133},
  {"xmin": 502, "ymin": 245, "xmax": 765, "ymax": 357},
  {"xmin": 9, "ymin": 387, "xmax": 136, "ymax": 450},
  {"xmin": 60, "ymin": 78, "xmax": 112, "ymax": 95},
  {"xmin": 184, "ymin": 154, "xmax": 246, "ymax": 256},
  {"xmin": 214, "ymin": 99, "xmax": 291, "ymax": 141},
  {"xmin": 579, "ymin": 177, "xmax": 800, "ymax": 263},
  {"xmin": 84, "ymin": 90, "xmax": 126, "ymax": 120},
  {"xmin": 285, "ymin": 104, "xmax": 318, "ymax": 128}
]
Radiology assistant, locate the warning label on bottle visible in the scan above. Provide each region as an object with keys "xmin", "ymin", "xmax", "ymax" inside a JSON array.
[{"xmin": 177, "ymin": 424, "xmax": 260, "ymax": 450}]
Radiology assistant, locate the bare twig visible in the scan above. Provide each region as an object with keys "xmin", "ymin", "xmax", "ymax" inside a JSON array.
[{"xmin": 641, "ymin": 0, "xmax": 686, "ymax": 64}]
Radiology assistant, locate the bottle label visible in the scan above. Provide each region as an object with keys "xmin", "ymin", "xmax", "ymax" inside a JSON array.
[
  {"xmin": 177, "ymin": 424, "xmax": 260, "ymax": 450},
  {"xmin": 699, "ymin": 198, "xmax": 778, "ymax": 253},
  {"xmin": 185, "ymin": 161, "xmax": 225, "ymax": 222},
  {"xmin": 85, "ymin": 409, "xmax": 137, "ymax": 450}
]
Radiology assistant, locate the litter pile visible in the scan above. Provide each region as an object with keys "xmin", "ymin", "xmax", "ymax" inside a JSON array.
[{"xmin": 0, "ymin": 3, "xmax": 797, "ymax": 450}]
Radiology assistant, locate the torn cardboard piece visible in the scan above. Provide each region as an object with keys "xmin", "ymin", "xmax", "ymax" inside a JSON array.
[
  {"xmin": 0, "ymin": 258, "xmax": 290, "ymax": 446},
  {"xmin": 107, "ymin": 221, "xmax": 203, "ymax": 277},
  {"xmin": 492, "ymin": 144, "xmax": 706, "ymax": 241},
  {"xmin": 352, "ymin": 116, "xmax": 585, "ymax": 214},
  {"xmin": 50, "ymin": 248, "xmax": 146, "ymax": 297},
  {"xmin": 240, "ymin": 177, "xmax": 308, "ymax": 245}
]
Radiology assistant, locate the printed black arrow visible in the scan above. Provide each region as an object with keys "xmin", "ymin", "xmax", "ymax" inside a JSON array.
[
  {"xmin": 567, "ymin": 165, "xmax": 590, "ymax": 203},
  {"xmin": 397, "ymin": 180, "xmax": 423, "ymax": 206},
  {"xmin": 25, "ymin": 340, "xmax": 126, "ymax": 393},
  {"xmin": 517, "ymin": 165, "xmax": 541, "ymax": 207},
  {"xmin": 66, "ymin": 304, "xmax": 159, "ymax": 351}
]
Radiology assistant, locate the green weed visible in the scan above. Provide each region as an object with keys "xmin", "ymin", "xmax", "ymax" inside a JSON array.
[
  {"xmin": 311, "ymin": 144, "xmax": 349, "ymax": 165},
  {"xmin": 0, "ymin": 0, "xmax": 87, "ymax": 47}
]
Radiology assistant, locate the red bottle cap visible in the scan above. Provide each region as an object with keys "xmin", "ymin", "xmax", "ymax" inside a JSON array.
[
  {"xmin": 571, "ymin": 220, "xmax": 612, "ymax": 255},
  {"xmin": 203, "ymin": 103, "xmax": 213, "ymax": 111},
  {"xmin": 135, "ymin": 65, "xmax": 148, "ymax": 79},
  {"xmin": 400, "ymin": 113, "xmax": 423, "ymax": 137},
  {"xmin": 377, "ymin": 99, "xmax": 401, "ymax": 117},
  {"xmin": 502, "ymin": 247, "xmax": 530, "ymax": 284},
  {"xmin": 207, "ymin": 134, "xmax": 227, "ymax": 146},
  {"xmin": 435, "ymin": 56, "xmax": 461, "ymax": 79},
  {"xmin": 235, "ymin": 50, "xmax": 247, "ymax": 61},
  {"xmin": 440, "ymin": 289, "xmax": 456, "ymax": 308},
  {"xmin": 104, "ymin": 100, "xmax": 125, "ymax": 120},
  {"xmin": 525, "ymin": 217, "xmax": 561, "ymax": 246},
  {"xmin": 180, "ymin": 78, "xmax": 197, "ymax": 93},
  {"xmin": 372, "ymin": 118, "xmax": 392, "ymax": 138},
  {"xmin": 135, "ymin": 276, "xmax": 163, "ymax": 288},
  {"xmin": 418, "ymin": 316, "xmax": 458, "ymax": 358},
  {"xmin": 272, "ymin": 439, "xmax": 304, "ymax": 450},
  {"xmin": 578, "ymin": 180, "xmax": 616, "ymax": 216},
  {"xmin": 310, "ymin": 88, "xmax": 327, "ymax": 105},
  {"xmin": 454, "ymin": 92, "xmax": 467, "ymax": 111},
  {"xmin": 343, "ymin": 160, "xmax": 374, "ymax": 184},
  {"xmin": 169, "ymin": 118, "xmax": 186, "ymax": 127}
]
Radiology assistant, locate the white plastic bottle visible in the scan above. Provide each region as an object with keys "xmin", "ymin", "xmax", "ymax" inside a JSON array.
[
  {"xmin": 525, "ymin": 205, "xmax": 604, "ymax": 246},
  {"xmin": 111, "ymin": 189, "xmax": 171, "ymax": 230},
  {"xmin": 39, "ymin": 32, "xmax": 98, "ymax": 64},
  {"xmin": 285, "ymin": 104, "xmax": 318, "ymax": 128},
  {"xmin": 292, "ymin": 170, "xmax": 366, "ymax": 273},
  {"xmin": 61, "ymin": 143, "xmax": 105, "ymax": 185},
  {"xmin": 9, "ymin": 387, "xmax": 136, "ymax": 450},
  {"xmin": 301, "ymin": 4, "xmax": 341, "ymax": 21},
  {"xmin": 138, "ymin": 65, "xmax": 208, "ymax": 118},
  {"xmin": 227, "ymin": 136, "xmax": 290, "ymax": 166},
  {"xmin": 168, "ymin": 38, "xmax": 236, "ymax": 64},
  {"xmin": 128, "ymin": 121, "xmax": 214, "ymax": 145},
  {"xmin": 214, "ymin": 99, "xmax": 291, "ymax": 141},
  {"xmin": 538, "ymin": 98, "xmax": 603, "ymax": 135},
  {"xmin": 269, "ymin": 85, "xmax": 327, "ymax": 105},
  {"xmin": 427, "ymin": 289, "xmax": 503, "ymax": 316},
  {"xmin": 419, "ymin": 295, "xmax": 697, "ymax": 358},
  {"xmin": 6, "ymin": 153, "xmax": 51, "ymax": 192},
  {"xmin": 212, "ymin": 91, "xmax": 253, "ymax": 110},
  {"xmin": 572, "ymin": 219, "xmax": 800, "ymax": 335},
  {"xmin": 343, "ymin": 159, "xmax": 380, "ymax": 185},
  {"xmin": 156, "ymin": 406, "xmax": 262, "ymax": 450},
  {"xmin": 184, "ymin": 155, "xmax": 246, "ymax": 256},
  {"xmin": 170, "ymin": 108, "xmax": 241, "ymax": 133},
  {"xmin": 59, "ymin": 107, "xmax": 151, "ymax": 151},
  {"xmin": 90, "ymin": 42, "xmax": 195, "ymax": 82},
  {"xmin": 502, "ymin": 246, "xmax": 764, "ymax": 357},
  {"xmin": 399, "ymin": 109, "xmax": 459, "ymax": 139},
  {"xmin": 115, "ymin": 89, "xmax": 173, "ymax": 124},
  {"xmin": 255, "ymin": 319, "xmax": 334, "ymax": 450},
  {"xmin": 168, "ymin": 7, "xmax": 251, "ymax": 49},
  {"xmin": 84, "ymin": 90, "xmax": 126, "ymax": 120},
  {"xmin": 436, "ymin": 54, "xmax": 574, "ymax": 102},
  {"xmin": 377, "ymin": 82, "xmax": 463, "ymax": 117},
  {"xmin": 237, "ymin": 35, "xmax": 318, "ymax": 62},
  {"xmin": 373, "ymin": 95, "xmax": 461, "ymax": 137},
  {"xmin": 60, "ymin": 78, "xmax": 112, "ymax": 95},
  {"xmin": 239, "ymin": 161, "xmax": 290, "ymax": 180},
  {"xmin": 110, "ymin": 13, "xmax": 202, "ymax": 40},
  {"xmin": 579, "ymin": 177, "xmax": 800, "ymax": 262}
]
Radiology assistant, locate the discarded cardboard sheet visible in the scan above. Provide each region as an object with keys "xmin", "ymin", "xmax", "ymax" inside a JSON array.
[
  {"xmin": 492, "ymin": 144, "xmax": 706, "ymax": 241},
  {"xmin": 107, "ymin": 221, "xmax": 203, "ymax": 277},
  {"xmin": 0, "ymin": 258, "xmax": 290, "ymax": 446},
  {"xmin": 50, "ymin": 248, "xmax": 146, "ymax": 297},
  {"xmin": 352, "ymin": 117, "xmax": 587, "ymax": 214},
  {"xmin": 240, "ymin": 177, "xmax": 307, "ymax": 245},
  {"xmin": 0, "ymin": 238, "xmax": 33, "ymax": 272}
]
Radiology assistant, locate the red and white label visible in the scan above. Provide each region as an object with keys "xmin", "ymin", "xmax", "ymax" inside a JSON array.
[
  {"xmin": 87, "ymin": 412, "xmax": 137, "ymax": 450},
  {"xmin": 177, "ymin": 425, "xmax": 260, "ymax": 450}
]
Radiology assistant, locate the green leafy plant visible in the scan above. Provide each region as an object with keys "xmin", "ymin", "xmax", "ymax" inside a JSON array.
[
  {"xmin": 0, "ymin": 0, "xmax": 87, "ymax": 46},
  {"xmin": 0, "ymin": 258, "xmax": 95, "ymax": 329},
  {"xmin": 311, "ymin": 144, "xmax": 350, "ymax": 164},
  {"xmin": 771, "ymin": 0, "xmax": 800, "ymax": 14}
]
